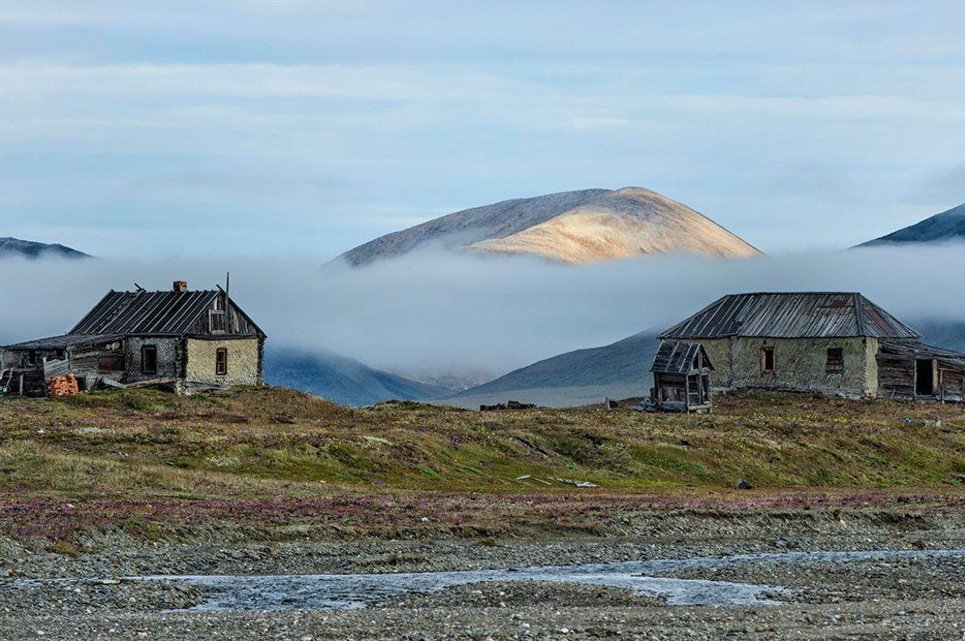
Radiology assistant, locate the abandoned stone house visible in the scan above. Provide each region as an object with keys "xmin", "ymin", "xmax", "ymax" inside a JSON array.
[
  {"xmin": 1, "ymin": 281, "xmax": 266, "ymax": 396},
  {"xmin": 659, "ymin": 292, "xmax": 965, "ymax": 402}
]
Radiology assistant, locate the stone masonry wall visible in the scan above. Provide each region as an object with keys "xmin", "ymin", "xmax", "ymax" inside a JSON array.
[
  {"xmin": 185, "ymin": 338, "xmax": 260, "ymax": 386},
  {"xmin": 124, "ymin": 337, "xmax": 178, "ymax": 383},
  {"xmin": 691, "ymin": 336, "xmax": 874, "ymax": 397}
]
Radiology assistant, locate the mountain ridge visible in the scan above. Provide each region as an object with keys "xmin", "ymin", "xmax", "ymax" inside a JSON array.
[
  {"xmin": 442, "ymin": 330, "xmax": 660, "ymax": 408},
  {"xmin": 858, "ymin": 202, "xmax": 965, "ymax": 246},
  {"xmin": 0, "ymin": 237, "xmax": 90, "ymax": 260},
  {"xmin": 337, "ymin": 187, "xmax": 760, "ymax": 266}
]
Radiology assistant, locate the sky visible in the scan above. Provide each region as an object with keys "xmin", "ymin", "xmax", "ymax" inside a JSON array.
[{"xmin": 2, "ymin": 0, "xmax": 964, "ymax": 259}]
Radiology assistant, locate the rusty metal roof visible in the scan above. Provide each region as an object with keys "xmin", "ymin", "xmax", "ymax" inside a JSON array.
[
  {"xmin": 661, "ymin": 292, "xmax": 920, "ymax": 340},
  {"xmin": 70, "ymin": 290, "xmax": 221, "ymax": 336},
  {"xmin": 650, "ymin": 340, "xmax": 714, "ymax": 374}
]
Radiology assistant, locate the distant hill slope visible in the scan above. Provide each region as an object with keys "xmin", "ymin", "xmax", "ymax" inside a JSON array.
[
  {"xmin": 337, "ymin": 187, "xmax": 760, "ymax": 266},
  {"xmin": 858, "ymin": 203, "xmax": 965, "ymax": 246},
  {"xmin": 442, "ymin": 318, "xmax": 965, "ymax": 410},
  {"xmin": 0, "ymin": 237, "xmax": 90, "ymax": 259},
  {"xmin": 264, "ymin": 346, "xmax": 451, "ymax": 407},
  {"xmin": 914, "ymin": 319, "xmax": 965, "ymax": 353},
  {"xmin": 445, "ymin": 330, "xmax": 660, "ymax": 408}
]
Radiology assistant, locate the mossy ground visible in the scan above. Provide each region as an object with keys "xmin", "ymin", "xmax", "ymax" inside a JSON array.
[{"xmin": 1, "ymin": 386, "xmax": 963, "ymax": 539}]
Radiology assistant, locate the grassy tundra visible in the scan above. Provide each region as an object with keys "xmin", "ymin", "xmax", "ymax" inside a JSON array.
[{"xmin": 0, "ymin": 387, "xmax": 963, "ymax": 541}]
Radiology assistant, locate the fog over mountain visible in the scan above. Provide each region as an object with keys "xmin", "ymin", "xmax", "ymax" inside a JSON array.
[
  {"xmin": 858, "ymin": 203, "xmax": 965, "ymax": 247},
  {"xmin": 0, "ymin": 237, "xmax": 89, "ymax": 260},
  {"xmin": 337, "ymin": 187, "xmax": 760, "ymax": 267},
  {"xmin": 1, "ymin": 244, "xmax": 962, "ymax": 401}
]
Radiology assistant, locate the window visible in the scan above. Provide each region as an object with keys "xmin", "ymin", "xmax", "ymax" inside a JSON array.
[
  {"xmin": 826, "ymin": 347, "xmax": 844, "ymax": 373},
  {"xmin": 761, "ymin": 346, "xmax": 775, "ymax": 373},
  {"xmin": 141, "ymin": 345, "xmax": 158, "ymax": 375},
  {"xmin": 215, "ymin": 348, "xmax": 228, "ymax": 375},
  {"xmin": 209, "ymin": 310, "xmax": 226, "ymax": 333}
]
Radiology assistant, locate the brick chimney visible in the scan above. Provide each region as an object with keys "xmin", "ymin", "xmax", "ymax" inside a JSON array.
[{"xmin": 173, "ymin": 280, "xmax": 188, "ymax": 293}]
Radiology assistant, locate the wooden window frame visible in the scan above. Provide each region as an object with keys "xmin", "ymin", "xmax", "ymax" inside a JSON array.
[
  {"xmin": 215, "ymin": 347, "xmax": 228, "ymax": 376},
  {"xmin": 761, "ymin": 346, "xmax": 775, "ymax": 374},
  {"xmin": 826, "ymin": 347, "xmax": 844, "ymax": 373},
  {"xmin": 141, "ymin": 345, "xmax": 158, "ymax": 375},
  {"xmin": 209, "ymin": 310, "xmax": 226, "ymax": 334}
]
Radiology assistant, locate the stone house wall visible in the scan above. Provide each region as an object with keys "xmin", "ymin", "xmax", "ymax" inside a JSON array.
[
  {"xmin": 124, "ymin": 337, "xmax": 179, "ymax": 382},
  {"xmin": 184, "ymin": 337, "xmax": 260, "ymax": 386},
  {"xmin": 690, "ymin": 336, "xmax": 877, "ymax": 397}
]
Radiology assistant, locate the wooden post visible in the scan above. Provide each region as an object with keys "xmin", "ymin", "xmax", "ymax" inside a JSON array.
[
  {"xmin": 912, "ymin": 361, "xmax": 917, "ymax": 399},
  {"xmin": 696, "ymin": 351, "xmax": 703, "ymax": 405},
  {"xmin": 225, "ymin": 272, "xmax": 232, "ymax": 334},
  {"xmin": 684, "ymin": 376, "xmax": 690, "ymax": 412},
  {"xmin": 18, "ymin": 372, "xmax": 24, "ymax": 396}
]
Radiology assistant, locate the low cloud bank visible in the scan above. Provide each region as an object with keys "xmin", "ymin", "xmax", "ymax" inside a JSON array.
[{"xmin": 1, "ymin": 244, "xmax": 963, "ymax": 380}]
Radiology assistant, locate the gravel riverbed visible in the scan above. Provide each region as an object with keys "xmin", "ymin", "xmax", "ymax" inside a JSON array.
[{"xmin": 1, "ymin": 506, "xmax": 964, "ymax": 639}]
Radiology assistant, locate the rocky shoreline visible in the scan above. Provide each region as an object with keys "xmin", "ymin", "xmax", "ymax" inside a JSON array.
[
  {"xmin": 0, "ymin": 505, "xmax": 963, "ymax": 639},
  {"xmin": 4, "ymin": 503, "xmax": 962, "ymax": 580}
]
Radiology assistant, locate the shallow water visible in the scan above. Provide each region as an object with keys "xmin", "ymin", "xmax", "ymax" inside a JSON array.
[{"xmin": 123, "ymin": 548, "xmax": 965, "ymax": 611}]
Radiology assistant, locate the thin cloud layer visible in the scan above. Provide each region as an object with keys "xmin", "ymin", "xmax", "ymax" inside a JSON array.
[{"xmin": 2, "ymin": 245, "xmax": 962, "ymax": 381}]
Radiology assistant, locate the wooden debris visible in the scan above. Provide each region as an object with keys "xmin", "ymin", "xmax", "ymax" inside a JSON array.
[
  {"xmin": 47, "ymin": 374, "xmax": 80, "ymax": 397},
  {"xmin": 556, "ymin": 478, "xmax": 599, "ymax": 488}
]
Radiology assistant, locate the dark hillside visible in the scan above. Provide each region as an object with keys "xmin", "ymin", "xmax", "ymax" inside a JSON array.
[
  {"xmin": 858, "ymin": 203, "xmax": 965, "ymax": 246},
  {"xmin": 264, "ymin": 346, "xmax": 450, "ymax": 406},
  {"xmin": 449, "ymin": 330, "xmax": 659, "ymax": 407},
  {"xmin": 0, "ymin": 237, "xmax": 90, "ymax": 259}
]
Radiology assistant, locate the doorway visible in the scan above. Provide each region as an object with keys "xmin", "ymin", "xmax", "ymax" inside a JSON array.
[{"xmin": 915, "ymin": 359, "xmax": 934, "ymax": 396}]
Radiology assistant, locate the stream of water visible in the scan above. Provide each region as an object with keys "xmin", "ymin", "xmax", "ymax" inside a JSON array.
[{"xmin": 122, "ymin": 548, "xmax": 965, "ymax": 611}]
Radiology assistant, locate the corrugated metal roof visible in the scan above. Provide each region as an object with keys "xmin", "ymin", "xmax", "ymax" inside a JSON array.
[
  {"xmin": 661, "ymin": 292, "xmax": 920, "ymax": 340},
  {"xmin": 650, "ymin": 340, "xmax": 714, "ymax": 374},
  {"xmin": 2, "ymin": 334, "xmax": 123, "ymax": 351},
  {"xmin": 70, "ymin": 290, "xmax": 220, "ymax": 335}
]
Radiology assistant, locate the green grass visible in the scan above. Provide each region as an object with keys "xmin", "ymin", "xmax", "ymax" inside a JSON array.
[{"xmin": 1, "ymin": 386, "xmax": 964, "ymax": 502}]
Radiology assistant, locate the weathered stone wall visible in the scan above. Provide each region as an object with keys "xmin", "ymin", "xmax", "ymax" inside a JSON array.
[
  {"xmin": 692, "ymin": 338, "xmax": 731, "ymax": 388},
  {"xmin": 124, "ymin": 337, "xmax": 178, "ymax": 382},
  {"xmin": 185, "ymin": 338, "xmax": 260, "ymax": 386},
  {"xmin": 692, "ymin": 336, "xmax": 874, "ymax": 397}
]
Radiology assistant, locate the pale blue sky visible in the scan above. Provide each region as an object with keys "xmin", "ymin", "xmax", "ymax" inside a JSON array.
[{"xmin": 2, "ymin": 0, "xmax": 963, "ymax": 258}]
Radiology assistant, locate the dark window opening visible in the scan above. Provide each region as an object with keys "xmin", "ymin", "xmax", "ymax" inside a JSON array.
[
  {"xmin": 826, "ymin": 347, "xmax": 844, "ymax": 372},
  {"xmin": 141, "ymin": 345, "xmax": 158, "ymax": 375},
  {"xmin": 210, "ymin": 310, "xmax": 225, "ymax": 333},
  {"xmin": 916, "ymin": 359, "xmax": 934, "ymax": 396},
  {"xmin": 761, "ymin": 347, "xmax": 775, "ymax": 373},
  {"xmin": 216, "ymin": 348, "xmax": 228, "ymax": 376}
]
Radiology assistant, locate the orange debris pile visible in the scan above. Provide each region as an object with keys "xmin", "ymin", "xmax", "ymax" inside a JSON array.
[{"xmin": 47, "ymin": 374, "xmax": 80, "ymax": 397}]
